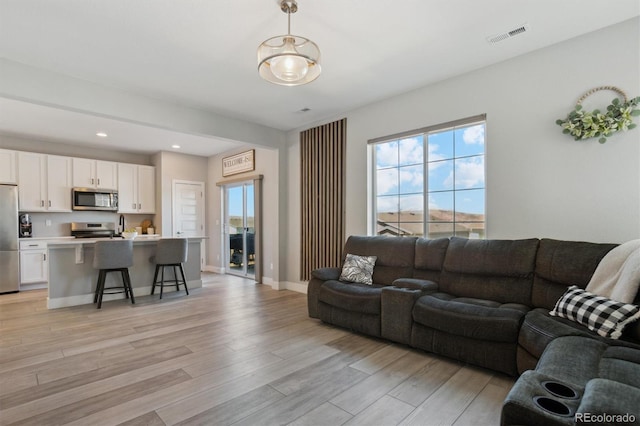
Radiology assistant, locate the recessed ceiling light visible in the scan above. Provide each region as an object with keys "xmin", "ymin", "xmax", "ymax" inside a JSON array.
[
  {"xmin": 96, "ymin": 132, "xmax": 108, "ymax": 137},
  {"xmin": 171, "ymin": 144, "xmax": 181, "ymax": 149}
]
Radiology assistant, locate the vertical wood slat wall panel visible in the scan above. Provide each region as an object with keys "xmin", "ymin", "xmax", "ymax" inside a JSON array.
[{"xmin": 300, "ymin": 118, "xmax": 346, "ymax": 281}]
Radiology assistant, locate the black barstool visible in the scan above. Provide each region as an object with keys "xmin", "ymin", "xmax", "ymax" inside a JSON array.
[
  {"xmin": 93, "ymin": 240, "xmax": 135, "ymax": 309},
  {"xmin": 151, "ymin": 238, "xmax": 189, "ymax": 299}
]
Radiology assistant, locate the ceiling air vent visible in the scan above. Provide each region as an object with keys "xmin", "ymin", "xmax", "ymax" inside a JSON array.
[{"xmin": 487, "ymin": 23, "xmax": 531, "ymax": 44}]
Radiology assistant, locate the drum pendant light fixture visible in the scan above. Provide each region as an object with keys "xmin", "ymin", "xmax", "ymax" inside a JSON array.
[{"xmin": 257, "ymin": 0, "xmax": 321, "ymax": 86}]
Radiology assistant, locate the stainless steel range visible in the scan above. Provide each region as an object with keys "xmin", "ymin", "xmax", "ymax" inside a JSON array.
[{"xmin": 71, "ymin": 222, "xmax": 117, "ymax": 239}]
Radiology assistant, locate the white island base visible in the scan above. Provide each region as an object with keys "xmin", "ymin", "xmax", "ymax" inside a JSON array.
[{"xmin": 47, "ymin": 237, "xmax": 204, "ymax": 309}]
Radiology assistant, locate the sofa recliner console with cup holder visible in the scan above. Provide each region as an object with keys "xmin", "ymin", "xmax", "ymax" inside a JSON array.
[{"xmin": 307, "ymin": 235, "xmax": 640, "ymax": 425}]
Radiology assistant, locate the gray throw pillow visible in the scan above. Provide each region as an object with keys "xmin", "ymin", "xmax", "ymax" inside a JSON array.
[{"xmin": 339, "ymin": 253, "xmax": 377, "ymax": 285}]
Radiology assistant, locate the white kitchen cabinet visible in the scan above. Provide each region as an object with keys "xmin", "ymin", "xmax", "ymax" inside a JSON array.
[
  {"xmin": 96, "ymin": 161, "xmax": 118, "ymax": 189},
  {"xmin": 20, "ymin": 240, "xmax": 49, "ymax": 286},
  {"xmin": 117, "ymin": 163, "xmax": 136, "ymax": 213},
  {"xmin": 72, "ymin": 158, "xmax": 93, "ymax": 188},
  {"xmin": 137, "ymin": 165, "xmax": 156, "ymax": 214},
  {"xmin": 47, "ymin": 155, "xmax": 73, "ymax": 211},
  {"xmin": 18, "ymin": 153, "xmax": 72, "ymax": 212},
  {"xmin": 72, "ymin": 158, "xmax": 117, "ymax": 189},
  {"xmin": 18, "ymin": 152, "xmax": 46, "ymax": 211},
  {"xmin": 117, "ymin": 163, "xmax": 155, "ymax": 214},
  {"xmin": 0, "ymin": 149, "xmax": 17, "ymax": 184}
]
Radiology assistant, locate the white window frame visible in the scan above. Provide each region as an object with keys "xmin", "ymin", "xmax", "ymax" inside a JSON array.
[{"xmin": 369, "ymin": 114, "xmax": 487, "ymax": 238}]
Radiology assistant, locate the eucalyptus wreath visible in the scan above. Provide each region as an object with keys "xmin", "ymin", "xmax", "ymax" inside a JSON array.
[{"xmin": 556, "ymin": 86, "xmax": 640, "ymax": 144}]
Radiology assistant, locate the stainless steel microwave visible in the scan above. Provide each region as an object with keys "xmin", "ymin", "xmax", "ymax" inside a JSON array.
[{"xmin": 72, "ymin": 188, "xmax": 119, "ymax": 211}]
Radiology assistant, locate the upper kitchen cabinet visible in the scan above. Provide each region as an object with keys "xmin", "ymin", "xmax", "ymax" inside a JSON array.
[
  {"xmin": 0, "ymin": 149, "xmax": 17, "ymax": 184},
  {"xmin": 72, "ymin": 158, "xmax": 117, "ymax": 190},
  {"xmin": 117, "ymin": 163, "xmax": 155, "ymax": 214},
  {"xmin": 18, "ymin": 153, "xmax": 72, "ymax": 212},
  {"xmin": 137, "ymin": 166, "xmax": 156, "ymax": 214},
  {"xmin": 47, "ymin": 156, "xmax": 73, "ymax": 211}
]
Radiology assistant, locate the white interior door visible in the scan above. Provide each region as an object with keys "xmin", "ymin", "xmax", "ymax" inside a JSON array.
[{"xmin": 173, "ymin": 181, "xmax": 205, "ymax": 269}]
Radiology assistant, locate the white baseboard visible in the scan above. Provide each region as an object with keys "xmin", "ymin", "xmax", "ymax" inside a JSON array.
[
  {"xmin": 203, "ymin": 265, "xmax": 224, "ymax": 274},
  {"xmin": 200, "ymin": 267, "xmax": 307, "ymax": 295},
  {"xmin": 254, "ymin": 277, "xmax": 307, "ymax": 293},
  {"xmin": 262, "ymin": 276, "xmax": 280, "ymax": 290},
  {"xmin": 258, "ymin": 278, "xmax": 308, "ymax": 294},
  {"xmin": 284, "ymin": 281, "xmax": 308, "ymax": 294},
  {"xmin": 47, "ymin": 279, "xmax": 202, "ymax": 309}
]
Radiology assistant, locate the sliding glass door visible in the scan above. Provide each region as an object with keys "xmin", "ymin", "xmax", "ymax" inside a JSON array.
[{"xmin": 224, "ymin": 182, "xmax": 255, "ymax": 278}]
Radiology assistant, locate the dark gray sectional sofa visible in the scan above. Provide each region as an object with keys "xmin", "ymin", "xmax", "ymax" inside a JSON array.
[
  {"xmin": 503, "ymin": 335, "xmax": 640, "ymax": 425},
  {"xmin": 307, "ymin": 235, "xmax": 640, "ymax": 424},
  {"xmin": 517, "ymin": 239, "xmax": 640, "ymax": 371}
]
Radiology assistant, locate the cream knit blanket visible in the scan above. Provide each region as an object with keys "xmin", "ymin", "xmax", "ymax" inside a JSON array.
[{"xmin": 585, "ymin": 239, "xmax": 640, "ymax": 304}]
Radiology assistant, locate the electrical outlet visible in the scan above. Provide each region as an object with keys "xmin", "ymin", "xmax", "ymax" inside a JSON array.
[
  {"xmin": 45, "ymin": 220, "xmax": 52, "ymax": 227},
  {"xmin": 270, "ymin": 263, "xmax": 273, "ymax": 270}
]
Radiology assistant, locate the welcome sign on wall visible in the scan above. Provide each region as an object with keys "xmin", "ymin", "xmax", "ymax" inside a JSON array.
[{"xmin": 222, "ymin": 149, "xmax": 255, "ymax": 177}]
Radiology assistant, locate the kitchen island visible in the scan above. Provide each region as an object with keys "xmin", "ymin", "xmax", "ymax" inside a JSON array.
[{"xmin": 46, "ymin": 236, "xmax": 204, "ymax": 309}]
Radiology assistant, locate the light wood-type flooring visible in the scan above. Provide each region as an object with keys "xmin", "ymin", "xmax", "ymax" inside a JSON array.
[{"xmin": 0, "ymin": 273, "xmax": 515, "ymax": 426}]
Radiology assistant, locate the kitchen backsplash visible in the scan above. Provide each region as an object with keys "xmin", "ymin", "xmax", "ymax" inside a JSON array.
[{"xmin": 27, "ymin": 212, "xmax": 155, "ymax": 238}]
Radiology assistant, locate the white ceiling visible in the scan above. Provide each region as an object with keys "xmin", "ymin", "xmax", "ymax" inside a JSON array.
[
  {"xmin": 1, "ymin": 0, "xmax": 638, "ymax": 157},
  {"xmin": 0, "ymin": 97, "xmax": 244, "ymax": 156}
]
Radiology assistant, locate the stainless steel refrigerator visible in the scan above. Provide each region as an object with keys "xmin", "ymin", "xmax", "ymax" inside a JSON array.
[{"xmin": 0, "ymin": 184, "xmax": 20, "ymax": 293}]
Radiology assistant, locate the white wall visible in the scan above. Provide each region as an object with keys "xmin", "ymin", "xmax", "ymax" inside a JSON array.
[
  {"xmin": 207, "ymin": 147, "xmax": 281, "ymax": 287},
  {"xmin": 285, "ymin": 18, "xmax": 640, "ymax": 285}
]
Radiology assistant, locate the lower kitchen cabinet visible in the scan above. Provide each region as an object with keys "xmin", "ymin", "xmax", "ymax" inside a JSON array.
[{"xmin": 20, "ymin": 240, "xmax": 49, "ymax": 289}]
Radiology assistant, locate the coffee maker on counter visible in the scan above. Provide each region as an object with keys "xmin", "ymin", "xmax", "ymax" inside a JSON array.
[{"xmin": 19, "ymin": 213, "xmax": 32, "ymax": 238}]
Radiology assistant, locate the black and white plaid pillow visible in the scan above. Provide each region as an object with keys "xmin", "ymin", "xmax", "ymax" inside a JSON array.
[
  {"xmin": 550, "ymin": 286, "xmax": 640, "ymax": 339},
  {"xmin": 339, "ymin": 253, "xmax": 377, "ymax": 285}
]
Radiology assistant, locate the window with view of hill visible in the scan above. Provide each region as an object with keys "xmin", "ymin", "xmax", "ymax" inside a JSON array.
[{"xmin": 371, "ymin": 115, "xmax": 486, "ymax": 239}]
